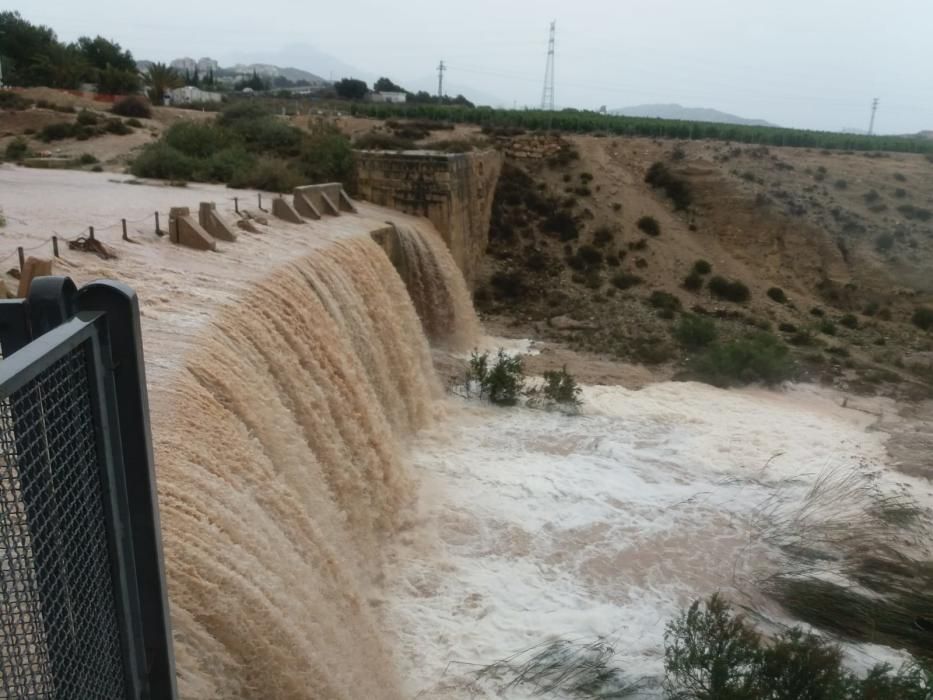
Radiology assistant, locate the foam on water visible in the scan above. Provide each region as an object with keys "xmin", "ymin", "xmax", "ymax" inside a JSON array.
[{"xmin": 385, "ymin": 379, "xmax": 933, "ymax": 697}]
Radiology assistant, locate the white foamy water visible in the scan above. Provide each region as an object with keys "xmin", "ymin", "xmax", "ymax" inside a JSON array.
[{"xmin": 385, "ymin": 378, "xmax": 933, "ymax": 697}]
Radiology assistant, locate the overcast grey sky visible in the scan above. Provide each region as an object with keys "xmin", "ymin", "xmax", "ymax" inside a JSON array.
[{"xmin": 13, "ymin": 0, "xmax": 933, "ymax": 133}]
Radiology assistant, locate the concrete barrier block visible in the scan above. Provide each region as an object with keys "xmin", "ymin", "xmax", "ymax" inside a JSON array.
[
  {"xmin": 199, "ymin": 202, "xmax": 237, "ymax": 242},
  {"xmin": 169, "ymin": 207, "xmax": 217, "ymax": 251},
  {"xmin": 292, "ymin": 189, "xmax": 322, "ymax": 220},
  {"xmin": 271, "ymin": 197, "xmax": 304, "ymax": 224},
  {"xmin": 237, "ymin": 219, "xmax": 261, "ymax": 233},
  {"xmin": 16, "ymin": 257, "xmax": 53, "ymax": 298}
]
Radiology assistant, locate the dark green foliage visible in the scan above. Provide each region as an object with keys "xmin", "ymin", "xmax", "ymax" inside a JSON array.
[
  {"xmin": 592, "ymin": 226, "xmax": 614, "ymax": 247},
  {"xmin": 767, "ymin": 287, "xmax": 787, "ymax": 304},
  {"xmin": 683, "ymin": 272, "xmax": 704, "ymax": 291},
  {"xmin": 229, "ymin": 157, "xmax": 302, "ymax": 193},
  {"xmin": 895, "ymin": 188, "xmax": 908, "ymax": 199},
  {"xmin": 875, "ymin": 233, "xmax": 895, "ymax": 252},
  {"xmin": 898, "ymin": 204, "xmax": 932, "ymax": 222},
  {"xmin": 0, "ymin": 90, "xmax": 32, "ymax": 110},
  {"xmin": 76, "ymin": 109, "xmax": 98, "ymax": 126},
  {"xmin": 129, "ymin": 142, "xmax": 196, "ymax": 180},
  {"xmin": 490, "ymin": 271, "xmax": 525, "ymax": 299},
  {"xmin": 539, "ymin": 366, "xmax": 582, "ymax": 410},
  {"xmin": 374, "ymin": 76, "xmax": 405, "ymax": 92},
  {"xmin": 37, "ymin": 122, "xmax": 87, "ymax": 141},
  {"xmin": 77, "ymin": 153, "xmax": 98, "ymax": 165},
  {"xmin": 637, "ymin": 215, "xmax": 661, "ymax": 236},
  {"xmin": 103, "ymin": 118, "xmax": 131, "ymax": 135},
  {"xmin": 346, "ymin": 101, "xmax": 933, "ymax": 155},
  {"xmin": 912, "ymin": 307, "xmax": 933, "ymax": 331},
  {"xmin": 96, "ymin": 65, "xmax": 141, "ymax": 95},
  {"xmin": 688, "ymin": 332, "xmax": 794, "ymax": 387},
  {"xmin": 894, "ymin": 172, "xmax": 907, "ymax": 182},
  {"xmin": 74, "ymin": 34, "xmax": 135, "ymax": 73},
  {"xmin": 4, "ymin": 136, "xmax": 28, "ymax": 161},
  {"xmin": 665, "ymin": 594, "xmax": 933, "ymax": 700},
  {"xmin": 810, "ymin": 307, "xmax": 825, "ymax": 317},
  {"xmin": 673, "ymin": 314, "xmax": 717, "ymax": 350},
  {"xmin": 840, "ymin": 314, "xmax": 859, "ymax": 329},
  {"xmin": 834, "ymin": 179, "xmax": 848, "ymax": 189},
  {"xmin": 708, "ymin": 276, "xmax": 751, "ymax": 303},
  {"xmin": 541, "ymin": 211, "xmax": 579, "ymax": 241},
  {"xmin": 611, "ymin": 272, "xmax": 643, "ymax": 290},
  {"xmin": 576, "ymin": 244, "xmax": 603, "ymax": 267},
  {"xmin": 649, "ymin": 290, "xmax": 682, "ymax": 313},
  {"xmin": 693, "ymin": 260, "xmax": 712, "ymax": 275},
  {"xmin": 125, "ymin": 118, "xmax": 143, "ymax": 128},
  {"xmin": 334, "ymin": 77, "xmax": 368, "ymax": 100},
  {"xmin": 467, "ymin": 350, "xmax": 524, "ymax": 406},
  {"xmin": 645, "ymin": 162, "xmax": 692, "ymax": 210},
  {"xmin": 111, "ymin": 96, "xmax": 151, "ymax": 118},
  {"xmin": 820, "ymin": 319, "xmax": 837, "ymax": 335},
  {"xmin": 664, "ymin": 594, "xmax": 760, "ymax": 700},
  {"xmin": 863, "ymin": 190, "xmax": 881, "ymax": 204}
]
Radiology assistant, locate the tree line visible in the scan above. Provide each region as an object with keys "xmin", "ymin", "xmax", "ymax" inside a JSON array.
[{"xmin": 334, "ymin": 76, "xmax": 474, "ymax": 107}]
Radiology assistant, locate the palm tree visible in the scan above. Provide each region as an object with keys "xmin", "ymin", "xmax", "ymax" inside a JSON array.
[{"xmin": 145, "ymin": 62, "xmax": 183, "ymax": 104}]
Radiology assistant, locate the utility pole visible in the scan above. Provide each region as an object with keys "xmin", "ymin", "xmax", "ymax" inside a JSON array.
[
  {"xmin": 437, "ymin": 60, "xmax": 446, "ymax": 98},
  {"xmin": 868, "ymin": 97, "xmax": 879, "ymax": 136},
  {"xmin": 540, "ymin": 21, "xmax": 556, "ymax": 111}
]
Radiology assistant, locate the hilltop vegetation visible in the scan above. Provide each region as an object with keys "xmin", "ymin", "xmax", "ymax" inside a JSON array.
[{"xmin": 349, "ymin": 103, "xmax": 933, "ymax": 155}]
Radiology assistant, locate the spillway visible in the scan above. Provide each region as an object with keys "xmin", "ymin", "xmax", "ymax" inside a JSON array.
[{"xmin": 0, "ymin": 168, "xmax": 476, "ymax": 698}]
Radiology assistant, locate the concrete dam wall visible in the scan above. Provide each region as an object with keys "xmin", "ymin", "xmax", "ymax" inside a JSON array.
[{"xmin": 354, "ymin": 149, "xmax": 503, "ymax": 289}]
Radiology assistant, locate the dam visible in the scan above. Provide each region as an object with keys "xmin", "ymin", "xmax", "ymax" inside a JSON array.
[{"xmin": 1, "ymin": 163, "xmax": 930, "ymax": 698}]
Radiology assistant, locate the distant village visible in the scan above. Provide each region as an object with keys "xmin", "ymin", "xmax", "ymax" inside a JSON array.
[{"xmin": 139, "ymin": 56, "xmax": 407, "ymax": 106}]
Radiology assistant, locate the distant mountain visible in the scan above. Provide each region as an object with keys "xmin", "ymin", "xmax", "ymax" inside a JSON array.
[
  {"xmin": 610, "ymin": 103, "xmax": 775, "ymax": 127},
  {"xmin": 226, "ymin": 63, "xmax": 327, "ymax": 85}
]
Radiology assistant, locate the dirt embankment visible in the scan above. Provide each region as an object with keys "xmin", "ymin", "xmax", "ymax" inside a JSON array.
[{"xmin": 470, "ymin": 132, "xmax": 933, "ymax": 400}]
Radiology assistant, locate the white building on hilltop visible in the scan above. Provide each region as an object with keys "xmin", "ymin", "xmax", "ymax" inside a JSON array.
[{"xmin": 166, "ymin": 86, "xmax": 223, "ymax": 105}]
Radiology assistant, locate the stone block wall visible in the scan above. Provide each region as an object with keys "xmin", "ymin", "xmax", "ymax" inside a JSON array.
[{"xmin": 354, "ymin": 149, "xmax": 502, "ymax": 289}]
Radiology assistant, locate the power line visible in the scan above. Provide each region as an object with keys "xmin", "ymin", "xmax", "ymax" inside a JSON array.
[
  {"xmin": 540, "ymin": 21, "xmax": 555, "ymax": 110},
  {"xmin": 868, "ymin": 97, "xmax": 879, "ymax": 135},
  {"xmin": 437, "ymin": 59, "xmax": 446, "ymax": 97}
]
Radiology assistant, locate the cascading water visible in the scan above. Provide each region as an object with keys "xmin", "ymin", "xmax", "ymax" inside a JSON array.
[
  {"xmin": 385, "ymin": 223, "xmax": 481, "ymax": 352},
  {"xmin": 150, "ymin": 232, "xmax": 465, "ymax": 699}
]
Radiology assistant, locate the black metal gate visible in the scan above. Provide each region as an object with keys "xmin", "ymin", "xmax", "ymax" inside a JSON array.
[{"xmin": 0, "ymin": 277, "xmax": 176, "ymax": 700}]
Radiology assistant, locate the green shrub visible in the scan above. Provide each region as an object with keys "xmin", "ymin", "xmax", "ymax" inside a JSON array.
[
  {"xmin": 645, "ymin": 161, "xmax": 692, "ymax": 210},
  {"xmin": 637, "ymin": 215, "xmax": 661, "ymax": 236},
  {"xmin": 834, "ymin": 179, "xmax": 848, "ymax": 189},
  {"xmin": 490, "ymin": 271, "xmax": 525, "ymax": 299},
  {"xmin": 863, "ymin": 189, "xmax": 881, "ymax": 204},
  {"xmin": 912, "ymin": 307, "xmax": 933, "ymax": 331},
  {"xmin": 894, "ymin": 172, "xmax": 907, "ymax": 182},
  {"xmin": 649, "ymin": 290, "xmax": 682, "ymax": 313},
  {"xmin": 0, "ymin": 91, "xmax": 33, "ymax": 110},
  {"xmin": 819, "ymin": 319, "xmax": 837, "ymax": 335},
  {"xmin": 875, "ymin": 233, "xmax": 895, "ymax": 252},
  {"xmin": 230, "ymin": 156, "xmax": 301, "ymax": 193},
  {"xmin": 130, "ymin": 142, "xmax": 196, "ymax": 180},
  {"xmin": 683, "ymin": 272, "xmax": 704, "ymax": 291},
  {"xmin": 297, "ymin": 126, "xmax": 354, "ymax": 184},
  {"xmin": 665, "ymin": 594, "xmax": 933, "ymax": 700},
  {"xmin": 689, "ymin": 332, "xmax": 794, "ymax": 387},
  {"xmin": 467, "ymin": 350, "xmax": 525, "ymax": 406},
  {"xmin": 76, "ymin": 109, "xmax": 98, "ymax": 126},
  {"xmin": 78, "ymin": 153, "xmax": 98, "ymax": 165},
  {"xmin": 898, "ymin": 204, "xmax": 932, "ymax": 221},
  {"xmin": 541, "ymin": 211, "xmax": 579, "ymax": 241},
  {"xmin": 693, "ymin": 260, "xmax": 712, "ymax": 275},
  {"xmin": 708, "ymin": 276, "xmax": 751, "ymax": 303},
  {"xmin": 125, "ymin": 118, "xmax": 143, "ymax": 128},
  {"xmin": 111, "ymin": 95, "xmax": 152, "ymax": 118},
  {"xmin": 4, "ymin": 136, "xmax": 28, "ymax": 161},
  {"xmin": 895, "ymin": 187, "xmax": 908, "ymax": 198},
  {"xmin": 664, "ymin": 594, "xmax": 760, "ymax": 700},
  {"xmin": 766, "ymin": 287, "xmax": 787, "ymax": 304},
  {"xmin": 592, "ymin": 226, "xmax": 614, "ymax": 247},
  {"xmin": 537, "ymin": 366, "xmax": 582, "ymax": 410},
  {"xmin": 104, "ymin": 118, "xmax": 132, "ymax": 135},
  {"xmin": 840, "ymin": 313, "xmax": 859, "ymax": 329},
  {"xmin": 164, "ymin": 121, "xmax": 235, "ymax": 158},
  {"xmin": 38, "ymin": 122, "xmax": 82, "ymax": 141},
  {"xmin": 611, "ymin": 272, "xmax": 643, "ymax": 290},
  {"xmin": 673, "ymin": 314, "xmax": 717, "ymax": 350},
  {"xmin": 576, "ymin": 244, "xmax": 603, "ymax": 267}
]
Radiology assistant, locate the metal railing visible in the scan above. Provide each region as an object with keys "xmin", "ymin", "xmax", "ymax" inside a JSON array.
[{"xmin": 0, "ymin": 278, "xmax": 176, "ymax": 699}]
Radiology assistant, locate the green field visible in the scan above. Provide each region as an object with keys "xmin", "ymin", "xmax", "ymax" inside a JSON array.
[{"xmin": 348, "ymin": 103, "xmax": 933, "ymax": 154}]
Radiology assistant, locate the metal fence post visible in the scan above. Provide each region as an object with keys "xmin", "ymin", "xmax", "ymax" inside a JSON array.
[{"xmin": 78, "ymin": 281, "xmax": 179, "ymax": 700}]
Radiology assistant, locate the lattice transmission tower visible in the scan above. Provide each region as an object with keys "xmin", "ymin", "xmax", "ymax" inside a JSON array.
[{"xmin": 540, "ymin": 21, "xmax": 556, "ymax": 110}]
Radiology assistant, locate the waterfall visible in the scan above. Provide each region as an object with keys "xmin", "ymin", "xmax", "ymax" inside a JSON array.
[
  {"xmin": 150, "ymin": 232, "xmax": 468, "ymax": 699},
  {"xmin": 386, "ymin": 223, "xmax": 481, "ymax": 352}
]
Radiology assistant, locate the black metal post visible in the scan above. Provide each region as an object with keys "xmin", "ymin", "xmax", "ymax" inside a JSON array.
[
  {"xmin": 78, "ymin": 281, "xmax": 179, "ymax": 700},
  {"xmin": 122, "ymin": 219, "xmax": 128, "ymax": 242},
  {"xmin": 17, "ymin": 246, "xmax": 24, "ymax": 273},
  {"xmin": 89, "ymin": 226, "xmax": 95, "ymax": 241},
  {"xmin": 52, "ymin": 235, "xmax": 59, "ymax": 258},
  {"xmin": 155, "ymin": 211, "xmax": 161, "ymax": 236}
]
